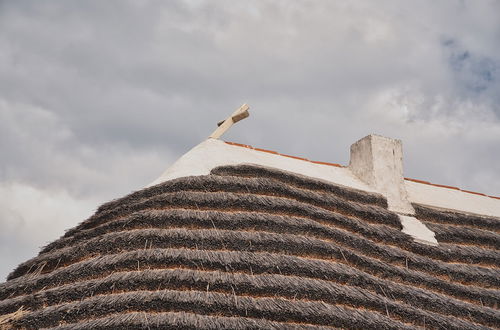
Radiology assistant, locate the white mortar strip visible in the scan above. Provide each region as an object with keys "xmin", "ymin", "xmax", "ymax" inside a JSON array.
[{"xmin": 399, "ymin": 215, "xmax": 438, "ymax": 246}]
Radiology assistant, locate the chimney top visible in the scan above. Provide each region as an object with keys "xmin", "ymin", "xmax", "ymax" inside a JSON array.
[{"xmin": 349, "ymin": 134, "xmax": 414, "ymax": 214}]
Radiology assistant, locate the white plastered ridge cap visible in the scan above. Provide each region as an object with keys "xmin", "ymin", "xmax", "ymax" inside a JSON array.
[
  {"xmin": 349, "ymin": 134, "xmax": 438, "ymax": 246},
  {"xmin": 148, "ymin": 138, "xmax": 375, "ymax": 192}
]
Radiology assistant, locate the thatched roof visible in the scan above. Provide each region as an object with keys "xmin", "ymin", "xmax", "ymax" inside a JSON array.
[{"xmin": 1, "ymin": 164, "xmax": 499, "ymax": 329}]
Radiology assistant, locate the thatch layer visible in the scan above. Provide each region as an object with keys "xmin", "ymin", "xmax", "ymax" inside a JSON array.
[
  {"xmin": 1, "ymin": 164, "xmax": 498, "ymax": 329},
  {"xmin": 1, "ymin": 268, "xmax": 498, "ymax": 327},
  {"xmin": 8, "ymin": 225, "xmax": 500, "ymax": 288},
  {"xmin": 35, "ymin": 209, "xmax": 499, "ymax": 268},
  {"xmin": 51, "ymin": 311, "xmax": 336, "ymax": 330},
  {"xmin": 2, "ymin": 247, "xmax": 499, "ymax": 313},
  {"xmin": 15, "ymin": 289, "xmax": 420, "ymax": 330},
  {"xmin": 424, "ymin": 221, "xmax": 500, "ymax": 249},
  {"xmin": 61, "ymin": 174, "xmax": 400, "ymax": 242},
  {"xmin": 9, "ymin": 217, "xmax": 500, "ymax": 286},
  {"xmin": 414, "ymin": 204, "xmax": 500, "ymax": 232},
  {"xmin": 97, "ymin": 163, "xmax": 388, "ymax": 214},
  {"xmin": 10, "ymin": 189, "xmax": 497, "ymax": 285},
  {"xmin": 0, "ymin": 307, "xmax": 26, "ymax": 330},
  {"xmin": 36, "ymin": 189, "xmax": 497, "ymax": 267},
  {"xmin": 3, "ymin": 246, "xmax": 499, "ymax": 321}
]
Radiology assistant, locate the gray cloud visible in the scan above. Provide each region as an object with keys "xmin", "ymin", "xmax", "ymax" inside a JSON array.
[{"xmin": 1, "ymin": 0, "xmax": 499, "ymax": 280}]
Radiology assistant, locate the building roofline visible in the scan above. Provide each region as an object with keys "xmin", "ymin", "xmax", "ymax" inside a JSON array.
[{"xmin": 224, "ymin": 140, "xmax": 499, "ymax": 201}]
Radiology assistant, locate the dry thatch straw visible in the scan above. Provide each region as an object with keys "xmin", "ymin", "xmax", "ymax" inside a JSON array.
[
  {"xmin": 9, "ymin": 222, "xmax": 500, "ymax": 290},
  {"xmin": 424, "ymin": 221, "xmax": 500, "ymax": 249},
  {"xmin": 0, "ymin": 307, "xmax": 26, "ymax": 330},
  {"xmin": 47, "ymin": 175, "xmax": 491, "ymax": 266},
  {"xmin": 60, "ymin": 173, "xmax": 399, "ymax": 242},
  {"xmin": 414, "ymin": 204, "xmax": 500, "ymax": 232},
  {"xmin": 0, "ymin": 164, "xmax": 498, "ymax": 329},
  {"xmin": 1, "ymin": 267, "xmax": 498, "ymax": 327},
  {"xmin": 10, "ymin": 189, "xmax": 498, "ymax": 284},
  {"xmin": 31, "ymin": 173, "xmax": 492, "ymax": 267},
  {"xmin": 51, "ymin": 311, "xmax": 337, "ymax": 330},
  {"xmin": 8, "ymin": 289, "xmax": 426, "ymax": 329},
  {"xmin": 3, "ymin": 238, "xmax": 498, "ymax": 309},
  {"xmin": 36, "ymin": 208, "xmax": 498, "ymax": 267},
  {"xmin": 97, "ymin": 164, "xmax": 389, "ymax": 214}
]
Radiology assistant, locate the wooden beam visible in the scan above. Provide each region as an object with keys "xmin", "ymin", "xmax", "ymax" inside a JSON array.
[{"xmin": 209, "ymin": 104, "xmax": 250, "ymax": 139}]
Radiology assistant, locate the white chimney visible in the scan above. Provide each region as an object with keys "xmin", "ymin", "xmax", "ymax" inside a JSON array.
[
  {"xmin": 349, "ymin": 134, "xmax": 413, "ymax": 214},
  {"xmin": 349, "ymin": 134, "xmax": 437, "ymax": 245}
]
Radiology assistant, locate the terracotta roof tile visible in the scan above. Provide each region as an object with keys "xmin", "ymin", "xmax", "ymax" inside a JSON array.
[
  {"xmin": 310, "ymin": 160, "xmax": 343, "ymax": 168},
  {"xmin": 461, "ymin": 190, "xmax": 487, "ymax": 197},
  {"xmin": 253, "ymin": 148, "xmax": 279, "ymax": 155},
  {"xmin": 404, "ymin": 178, "xmax": 431, "ymax": 185},
  {"xmin": 279, "ymin": 154, "xmax": 309, "ymax": 161},
  {"xmin": 225, "ymin": 141, "xmax": 253, "ymax": 149},
  {"xmin": 428, "ymin": 183, "xmax": 461, "ymax": 191}
]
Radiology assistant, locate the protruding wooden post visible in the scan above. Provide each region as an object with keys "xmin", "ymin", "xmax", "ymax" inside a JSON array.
[{"xmin": 209, "ymin": 104, "xmax": 250, "ymax": 139}]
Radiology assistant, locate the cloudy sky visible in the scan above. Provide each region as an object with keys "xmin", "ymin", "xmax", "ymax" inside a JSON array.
[{"xmin": 1, "ymin": 0, "xmax": 499, "ymax": 280}]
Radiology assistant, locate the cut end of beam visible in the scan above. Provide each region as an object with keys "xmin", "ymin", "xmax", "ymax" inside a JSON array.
[{"xmin": 210, "ymin": 104, "xmax": 250, "ymax": 139}]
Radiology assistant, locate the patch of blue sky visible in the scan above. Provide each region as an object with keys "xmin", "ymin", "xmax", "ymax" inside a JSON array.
[{"xmin": 442, "ymin": 38, "xmax": 498, "ymax": 98}]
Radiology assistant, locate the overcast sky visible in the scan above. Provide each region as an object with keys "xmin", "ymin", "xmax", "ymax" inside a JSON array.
[{"xmin": 1, "ymin": 0, "xmax": 499, "ymax": 281}]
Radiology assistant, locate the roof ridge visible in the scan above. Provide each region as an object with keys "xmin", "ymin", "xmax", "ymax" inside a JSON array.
[
  {"xmin": 224, "ymin": 140, "xmax": 500, "ymax": 201},
  {"xmin": 224, "ymin": 141, "xmax": 343, "ymax": 168}
]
